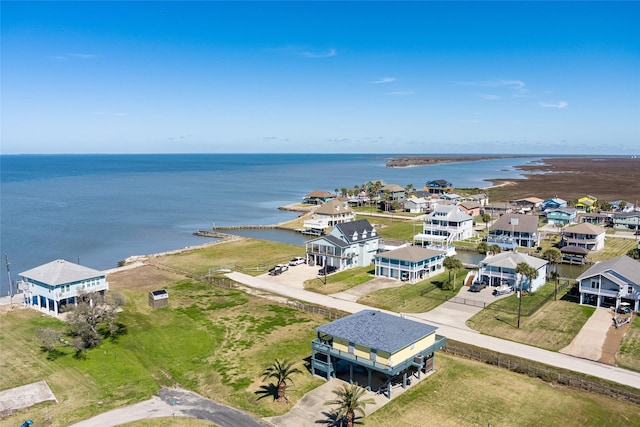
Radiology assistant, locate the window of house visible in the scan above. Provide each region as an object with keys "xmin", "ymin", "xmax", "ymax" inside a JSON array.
[
  {"xmin": 629, "ymin": 286, "xmax": 634, "ymax": 294},
  {"xmin": 348, "ymin": 342, "xmax": 355, "ymax": 354},
  {"xmin": 591, "ymin": 281, "xmax": 597, "ymax": 288},
  {"xmin": 370, "ymin": 349, "xmax": 377, "ymax": 361}
]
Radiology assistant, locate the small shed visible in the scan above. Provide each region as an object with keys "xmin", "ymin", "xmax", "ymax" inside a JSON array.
[{"xmin": 149, "ymin": 289, "xmax": 169, "ymax": 308}]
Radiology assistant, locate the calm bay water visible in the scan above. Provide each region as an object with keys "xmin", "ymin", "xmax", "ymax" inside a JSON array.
[{"xmin": 0, "ymin": 153, "xmax": 536, "ymax": 294}]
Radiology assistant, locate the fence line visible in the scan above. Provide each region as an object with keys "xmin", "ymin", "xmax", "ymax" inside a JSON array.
[{"xmin": 443, "ymin": 340, "xmax": 640, "ymax": 405}]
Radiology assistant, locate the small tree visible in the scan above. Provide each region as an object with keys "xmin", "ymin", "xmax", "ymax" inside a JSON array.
[
  {"xmin": 477, "ymin": 241, "xmax": 488, "ymax": 255},
  {"xmin": 443, "ymin": 256, "xmax": 464, "ymax": 290},
  {"xmin": 262, "ymin": 359, "xmax": 302, "ymax": 402},
  {"xmin": 325, "ymin": 382, "xmax": 375, "ymax": 427},
  {"xmin": 488, "ymin": 244, "xmax": 502, "ymax": 255},
  {"xmin": 66, "ymin": 291, "xmax": 125, "ymax": 356}
]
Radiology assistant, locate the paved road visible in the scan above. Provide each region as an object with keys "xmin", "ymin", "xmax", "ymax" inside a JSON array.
[
  {"xmin": 69, "ymin": 387, "xmax": 271, "ymax": 427},
  {"xmin": 226, "ymin": 271, "xmax": 640, "ymax": 390}
]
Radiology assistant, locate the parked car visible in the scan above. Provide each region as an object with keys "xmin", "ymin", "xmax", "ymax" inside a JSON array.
[
  {"xmin": 469, "ymin": 281, "xmax": 488, "ymax": 292},
  {"xmin": 318, "ymin": 265, "xmax": 338, "ymax": 275},
  {"xmin": 268, "ymin": 265, "xmax": 283, "ymax": 276},
  {"xmin": 289, "ymin": 256, "xmax": 306, "ymax": 266},
  {"xmin": 269, "ymin": 264, "xmax": 288, "ymax": 275}
]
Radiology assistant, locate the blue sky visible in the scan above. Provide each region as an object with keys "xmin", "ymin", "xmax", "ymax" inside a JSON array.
[{"xmin": 2, "ymin": 1, "xmax": 639, "ymax": 155}]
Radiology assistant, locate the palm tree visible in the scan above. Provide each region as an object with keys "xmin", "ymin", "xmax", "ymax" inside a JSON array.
[
  {"xmin": 262, "ymin": 358, "xmax": 302, "ymax": 402},
  {"xmin": 443, "ymin": 256, "xmax": 464, "ymax": 290},
  {"xmin": 515, "ymin": 262, "xmax": 539, "ymax": 328},
  {"xmin": 481, "ymin": 213, "xmax": 491, "ymax": 234},
  {"xmin": 488, "ymin": 244, "xmax": 502, "ymax": 255},
  {"xmin": 325, "ymin": 382, "xmax": 375, "ymax": 427},
  {"xmin": 542, "ymin": 247, "xmax": 562, "ymax": 281},
  {"xmin": 477, "ymin": 241, "xmax": 488, "ymax": 255}
]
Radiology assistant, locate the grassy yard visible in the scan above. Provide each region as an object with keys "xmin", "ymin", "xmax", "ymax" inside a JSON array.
[
  {"xmin": 366, "ymin": 353, "xmax": 640, "ymax": 427},
  {"xmin": 0, "ymin": 268, "xmax": 326, "ymax": 427},
  {"xmin": 357, "ymin": 271, "xmax": 466, "ymax": 313},
  {"xmin": 466, "ymin": 283, "xmax": 595, "ymax": 351},
  {"xmin": 155, "ymin": 238, "xmax": 306, "ymax": 276},
  {"xmin": 617, "ymin": 315, "xmax": 640, "ymax": 372},
  {"xmin": 589, "ymin": 236, "xmax": 638, "ymax": 262},
  {"xmin": 303, "ymin": 266, "xmax": 375, "ymax": 294}
]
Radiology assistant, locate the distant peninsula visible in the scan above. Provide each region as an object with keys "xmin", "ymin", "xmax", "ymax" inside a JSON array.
[{"xmin": 386, "ymin": 155, "xmax": 525, "ymax": 168}]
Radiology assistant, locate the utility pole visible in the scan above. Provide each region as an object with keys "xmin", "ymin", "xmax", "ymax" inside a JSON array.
[
  {"xmin": 517, "ymin": 279, "xmax": 523, "ymax": 329},
  {"xmin": 5, "ymin": 254, "xmax": 13, "ymax": 308}
]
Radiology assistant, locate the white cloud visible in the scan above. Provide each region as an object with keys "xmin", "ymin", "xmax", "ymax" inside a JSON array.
[
  {"xmin": 539, "ymin": 101, "xmax": 568, "ymax": 109},
  {"xmin": 387, "ymin": 90, "xmax": 414, "ymax": 96},
  {"xmin": 52, "ymin": 53, "xmax": 101, "ymax": 61},
  {"xmin": 299, "ymin": 48, "xmax": 337, "ymax": 58},
  {"xmin": 481, "ymin": 94, "xmax": 500, "ymax": 101},
  {"xmin": 370, "ymin": 77, "xmax": 396, "ymax": 84}
]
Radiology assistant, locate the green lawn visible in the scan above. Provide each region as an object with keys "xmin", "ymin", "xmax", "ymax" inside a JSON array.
[
  {"xmin": 366, "ymin": 353, "xmax": 640, "ymax": 427},
  {"xmin": 303, "ymin": 266, "xmax": 375, "ymax": 294},
  {"xmin": 357, "ymin": 271, "xmax": 467, "ymax": 313},
  {"xmin": 616, "ymin": 315, "xmax": 640, "ymax": 372},
  {"xmin": 467, "ymin": 283, "xmax": 595, "ymax": 351}
]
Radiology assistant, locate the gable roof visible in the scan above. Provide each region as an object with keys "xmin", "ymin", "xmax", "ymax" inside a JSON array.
[
  {"xmin": 334, "ymin": 219, "xmax": 377, "ymax": 244},
  {"xmin": 426, "ymin": 205, "xmax": 473, "ymax": 222},
  {"xmin": 315, "ymin": 310, "xmax": 438, "ymax": 354},
  {"xmin": 460, "ymin": 202, "xmax": 481, "ymax": 210},
  {"xmin": 564, "ymin": 222, "xmax": 605, "ymax": 235},
  {"xmin": 576, "ymin": 255, "xmax": 640, "ymax": 285},
  {"xmin": 20, "ymin": 259, "xmax": 104, "ymax": 286},
  {"xmin": 315, "ymin": 199, "xmax": 354, "ymax": 215},
  {"xmin": 381, "ymin": 183, "xmax": 405, "ymax": 193},
  {"xmin": 480, "ymin": 252, "xmax": 548, "ymax": 270},
  {"xmin": 376, "ymin": 246, "xmax": 445, "ymax": 262},
  {"xmin": 490, "ymin": 213, "xmax": 538, "ymax": 233}
]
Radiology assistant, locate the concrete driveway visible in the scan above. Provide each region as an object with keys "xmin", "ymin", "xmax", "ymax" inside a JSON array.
[{"xmin": 560, "ymin": 307, "xmax": 613, "ymax": 360}]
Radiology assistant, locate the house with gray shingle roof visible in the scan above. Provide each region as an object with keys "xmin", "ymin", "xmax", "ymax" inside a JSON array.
[
  {"xmin": 576, "ymin": 255, "xmax": 640, "ymax": 312},
  {"xmin": 478, "ymin": 252, "xmax": 548, "ymax": 292},
  {"xmin": 561, "ymin": 222, "xmax": 606, "ymax": 252},
  {"xmin": 19, "ymin": 259, "xmax": 109, "ymax": 316},
  {"xmin": 303, "ymin": 199, "xmax": 356, "ymax": 232},
  {"xmin": 311, "ymin": 310, "xmax": 446, "ymax": 398},
  {"xmin": 374, "ymin": 246, "xmax": 446, "ymax": 283},
  {"xmin": 487, "ymin": 213, "xmax": 540, "ymax": 249},
  {"xmin": 305, "ymin": 219, "xmax": 380, "ymax": 271}
]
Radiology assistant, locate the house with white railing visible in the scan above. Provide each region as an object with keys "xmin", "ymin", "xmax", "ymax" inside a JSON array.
[
  {"xmin": 413, "ymin": 205, "xmax": 473, "ymax": 254},
  {"xmin": 18, "ymin": 259, "xmax": 109, "ymax": 316},
  {"xmin": 577, "ymin": 255, "xmax": 640, "ymax": 312},
  {"xmin": 374, "ymin": 246, "xmax": 446, "ymax": 283},
  {"xmin": 487, "ymin": 213, "xmax": 540, "ymax": 250},
  {"xmin": 305, "ymin": 219, "xmax": 380, "ymax": 271},
  {"xmin": 478, "ymin": 252, "xmax": 548, "ymax": 292},
  {"xmin": 303, "ymin": 199, "xmax": 356, "ymax": 233}
]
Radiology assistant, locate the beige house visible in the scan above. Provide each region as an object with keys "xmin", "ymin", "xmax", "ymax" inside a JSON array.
[{"xmin": 303, "ymin": 199, "xmax": 355, "ymax": 232}]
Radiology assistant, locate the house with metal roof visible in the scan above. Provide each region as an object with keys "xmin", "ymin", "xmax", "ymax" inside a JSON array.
[
  {"xmin": 374, "ymin": 246, "xmax": 446, "ymax": 283},
  {"xmin": 311, "ymin": 310, "xmax": 446, "ymax": 398},
  {"xmin": 18, "ymin": 259, "xmax": 109, "ymax": 316},
  {"xmin": 541, "ymin": 197, "xmax": 568, "ymax": 211},
  {"xmin": 302, "ymin": 190, "xmax": 337, "ymax": 205},
  {"xmin": 575, "ymin": 195, "xmax": 598, "ymax": 213},
  {"xmin": 545, "ymin": 207, "xmax": 577, "ymax": 226},
  {"xmin": 303, "ymin": 199, "xmax": 356, "ymax": 232},
  {"xmin": 414, "ymin": 205, "xmax": 473, "ymax": 254},
  {"xmin": 487, "ymin": 213, "xmax": 540, "ymax": 249},
  {"xmin": 576, "ymin": 255, "xmax": 640, "ymax": 312},
  {"xmin": 612, "ymin": 212, "xmax": 640, "ymax": 232},
  {"xmin": 305, "ymin": 219, "xmax": 380, "ymax": 271},
  {"xmin": 478, "ymin": 252, "xmax": 548, "ymax": 292}
]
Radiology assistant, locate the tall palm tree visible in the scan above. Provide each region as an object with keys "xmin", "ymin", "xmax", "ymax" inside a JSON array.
[
  {"xmin": 481, "ymin": 213, "xmax": 491, "ymax": 234},
  {"xmin": 443, "ymin": 256, "xmax": 463, "ymax": 290},
  {"xmin": 542, "ymin": 247, "xmax": 562, "ymax": 280},
  {"xmin": 325, "ymin": 383, "xmax": 375, "ymax": 427},
  {"xmin": 262, "ymin": 359, "xmax": 302, "ymax": 402},
  {"xmin": 515, "ymin": 262, "xmax": 539, "ymax": 328}
]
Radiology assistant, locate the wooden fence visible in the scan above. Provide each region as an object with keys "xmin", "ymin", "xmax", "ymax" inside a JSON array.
[{"xmin": 443, "ymin": 340, "xmax": 640, "ymax": 405}]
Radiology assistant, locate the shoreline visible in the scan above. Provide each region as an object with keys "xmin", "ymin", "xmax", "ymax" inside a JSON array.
[{"xmin": 386, "ymin": 155, "xmax": 532, "ymax": 168}]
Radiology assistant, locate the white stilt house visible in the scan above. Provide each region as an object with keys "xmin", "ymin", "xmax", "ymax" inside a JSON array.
[{"xmin": 19, "ymin": 259, "xmax": 109, "ymax": 316}]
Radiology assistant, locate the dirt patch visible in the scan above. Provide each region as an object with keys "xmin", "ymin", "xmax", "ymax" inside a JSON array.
[
  {"xmin": 486, "ymin": 156, "xmax": 640, "ymax": 202},
  {"xmin": 107, "ymin": 264, "xmax": 185, "ymax": 293},
  {"xmin": 0, "ymin": 380, "xmax": 57, "ymax": 417},
  {"xmin": 600, "ymin": 314, "xmax": 634, "ymax": 365}
]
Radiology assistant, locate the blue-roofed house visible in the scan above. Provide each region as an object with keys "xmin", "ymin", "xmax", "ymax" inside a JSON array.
[
  {"xmin": 541, "ymin": 197, "xmax": 568, "ymax": 210},
  {"xmin": 545, "ymin": 207, "xmax": 578, "ymax": 226},
  {"xmin": 305, "ymin": 219, "xmax": 380, "ymax": 271},
  {"xmin": 311, "ymin": 310, "xmax": 446, "ymax": 398}
]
